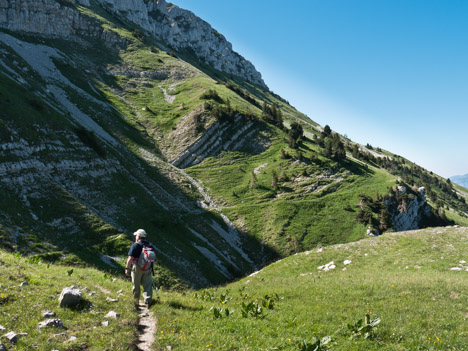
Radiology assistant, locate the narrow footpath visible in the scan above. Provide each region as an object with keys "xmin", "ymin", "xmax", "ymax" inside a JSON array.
[{"xmin": 136, "ymin": 302, "xmax": 157, "ymax": 351}]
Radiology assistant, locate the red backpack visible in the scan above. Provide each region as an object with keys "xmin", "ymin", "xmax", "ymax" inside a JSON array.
[{"xmin": 137, "ymin": 243, "xmax": 157, "ymax": 271}]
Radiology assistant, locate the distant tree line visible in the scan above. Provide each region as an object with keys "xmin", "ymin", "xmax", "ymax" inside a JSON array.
[{"xmin": 311, "ymin": 125, "xmax": 346, "ymax": 161}]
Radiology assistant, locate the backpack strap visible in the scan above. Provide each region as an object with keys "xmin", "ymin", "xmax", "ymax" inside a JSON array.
[
  {"xmin": 139, "ymin": 242, "xmax": 155, "ymax": 272},
  {"xmin": 141, "ymin": 247, "xmax": 150, "ymax": 271}
]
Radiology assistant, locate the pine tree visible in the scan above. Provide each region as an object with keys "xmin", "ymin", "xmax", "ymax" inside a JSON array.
[{"xmin": 322, "ymin": 139, "xmax": 333, "ymax": 158}]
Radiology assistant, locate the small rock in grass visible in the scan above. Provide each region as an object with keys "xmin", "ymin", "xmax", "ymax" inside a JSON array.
[
  {"xmin": 318, "ymin": 261, "xmax": 335, "ymax": 271},
  {"xmin": 105, "ymin": 311, "xmax": 120, "ymax": 319},
  {"xmin": 0, "ymin": 325, "xmax": 4, "ymax": 332},
  {"xmin": 42, "ymin": 310, "xmax": 56, "ymax": 318},
  {"xmin": 38, "ymin": 319, "xmax": 64, "ymax": 329},
  {"xmin": 101, "ymin": 321, "xmax": 109, "ymax": 327},
  {"xmin": 450, "ymin": 267, "xmax": 462, "ymax": 271},
  {"xmin": 3, "ymin": 331, "xmax": 18, "ymax": 343},
  {"xmin": 106, "ymin": 297, "xmax": 118, "ymax": 302},
  {"xmin": 20, "ymin": 282, "xmax": 29, "ymax": 287}
]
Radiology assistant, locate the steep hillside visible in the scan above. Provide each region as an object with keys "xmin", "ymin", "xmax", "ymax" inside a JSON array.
[{"xmin": 1, "ymin": 0, "xmax": 467, "ymax": 289}]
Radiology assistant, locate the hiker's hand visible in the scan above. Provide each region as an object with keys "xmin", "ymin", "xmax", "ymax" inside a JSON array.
[{"xmin": 125, "ymin": 268, "xmax": 130, "ymax": 277}]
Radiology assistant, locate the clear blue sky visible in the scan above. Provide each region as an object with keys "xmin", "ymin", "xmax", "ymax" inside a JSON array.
[{"xmin": 174, "ymin": 0, "xmax": 468, "ymax": 178}]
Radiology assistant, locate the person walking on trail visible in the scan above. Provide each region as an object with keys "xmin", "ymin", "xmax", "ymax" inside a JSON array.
[{"xmin": 125, "ymin": 229, "xmax": 157, "ymax": 309}]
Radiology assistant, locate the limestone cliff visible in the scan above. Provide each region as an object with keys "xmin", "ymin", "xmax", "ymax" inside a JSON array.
[
  {"xmin": 0, "ymin": 0, "xmax": 266, "ymax": 87},
  {"xmin": 386, "ymin": 186, "xmax": 433, "ymax": 232}
]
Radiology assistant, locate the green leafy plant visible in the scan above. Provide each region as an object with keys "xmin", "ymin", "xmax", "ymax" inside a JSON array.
[
  {"xmin": 262, "ymin": 293, "xmax": 282, "ymax": 310},
  {"xmin": 210, "ymin": 306, "xmax": 233, "ymax": 319},
  {"xmin": 193, "ymin": 289, "xmax": 216, "ymax": 301},
  {"xmin": 67, "ymin": 269, "xmax": 74, "ymax": 276},
  {"xmin": 301, "ymin": 336, "xmax": 331, "ymax": 351},
  {"xmin": 347, "ymin": 314, "xmax": 381, "ymax": 340},
  {"xmin": 103, "ymin": 273, "xmax": 114, "ymax": 281},
  {"xmin": 219, "ymin": 290, "xmax": 232, "ymax": 304},
  {"xmin": 241, "ymin": 301, "xmax": 265, "ymax": 319},
  {"xmin": 27, "ymin": 256, "xmax": 42, "ymax": 264},
  {"xmin": 238, "ymin": 286, "xmax": 249, "ymax": 299}
]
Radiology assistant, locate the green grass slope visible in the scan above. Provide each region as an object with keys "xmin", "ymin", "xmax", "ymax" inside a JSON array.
[
  {"xmin": 186, "ymin": 133, "xmax": 397, "ymax": 257},
  {"xmin": 0, "ymin": 250, "xmax": 138, "ymax": 351},
  {"xmin": 154, "ymin": 225, "xmax": 468, "ymax": 350},
  {"xmin": 2, "ymin": 226, "xmax": 466, "ymax": 350}
]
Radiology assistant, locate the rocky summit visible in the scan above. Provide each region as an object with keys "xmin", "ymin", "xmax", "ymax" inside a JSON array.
[{"xmin": 0, "ymin": 0, "xmax": 266, "ymax": 87}]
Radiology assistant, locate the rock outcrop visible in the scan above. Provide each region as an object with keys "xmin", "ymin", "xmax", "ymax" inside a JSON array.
[
  {"xmin": 97, "ymin": 0, "xmax": 266, "ymax": 87},
  {"xmin": 170, "ymin": 114, "xmax": 269, "ymax": 168},
  {"xmin": 58, "ymin": 287, "xmax": 82, "ymax": 307},
  {"xmin": 0, "ymin": 0, "xmax": 266, "ymax": 87},
  {"xmin": 0, "ymin": 0, "xmax": 128, "ymax": 48},
  {"xmin": 386, "ymin": 186, "xmax": 432, "ymax": 231}
]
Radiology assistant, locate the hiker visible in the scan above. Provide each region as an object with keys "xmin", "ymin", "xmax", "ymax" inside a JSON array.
[{"xmin": 125, "ymin": 229, "xmax": 157, "ymax": 308}]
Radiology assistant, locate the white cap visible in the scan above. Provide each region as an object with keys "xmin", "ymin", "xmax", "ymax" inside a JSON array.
[{"xmin": 133, "ymin": 229, "xmax": 147, "ymax": 238}]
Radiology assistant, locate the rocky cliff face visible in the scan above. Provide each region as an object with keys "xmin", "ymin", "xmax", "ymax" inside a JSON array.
[
  {"xmin": 0, "ymin": 0, "xmax": 127, "ymax": 48},
  {"xmin": 0, "ymin": 0, "xmax": 266, "ymax": 87},
  {"xmin": 386, "ymin": 186, "xmax": 433, "ymax": 232},
  {"xmin": 169, "ymin": 113, "xmax": 269, "ymax": 169},
  {"xmin": 97, "ymin": 0, "xmax": 266, "ymax": 87}
]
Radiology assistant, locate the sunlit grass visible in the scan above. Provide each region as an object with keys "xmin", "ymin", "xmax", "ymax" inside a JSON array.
[
  {"xmin": 0, "ymin": 251, "xmax": 138, "ymax": 351},
  {"xmin": 154, "ymin": 226, "xmax": 468, "ymax": 350}
]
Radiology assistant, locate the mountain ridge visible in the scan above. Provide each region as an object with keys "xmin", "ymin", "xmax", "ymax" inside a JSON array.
[
  {"xmin": 0, "ymin": 0, "xmax": 266, "ymax": 88},
  {"xmin": 451, "ymin": 173, "xmax": 468, "ymax": 188}
]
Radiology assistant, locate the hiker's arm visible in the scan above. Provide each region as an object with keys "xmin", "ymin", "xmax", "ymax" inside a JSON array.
[{"xmin": 125, "ymin": 256, "xmax": 132, "ymax": 276}]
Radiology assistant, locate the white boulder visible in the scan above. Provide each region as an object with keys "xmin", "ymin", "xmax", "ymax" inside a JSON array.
[{"xmin": 59, "ymin": 287, "xmax": 82, "ymax": 307}]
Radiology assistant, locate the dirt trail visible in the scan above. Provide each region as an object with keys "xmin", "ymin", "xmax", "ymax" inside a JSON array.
[{"xmin": 136, "ymin": 302, "xmax": 157, "ymax": 351}]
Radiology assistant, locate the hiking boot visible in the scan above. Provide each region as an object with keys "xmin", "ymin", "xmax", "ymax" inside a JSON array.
[{"xmin": 145, "ymin": 300, "xmax": 152, "ymax": 309}]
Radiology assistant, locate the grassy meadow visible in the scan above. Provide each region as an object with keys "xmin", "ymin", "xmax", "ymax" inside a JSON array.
[
  {"xmin": 3, "ymin": 226, "xmax": 467, "ymax": 350},
  {"xmin": 153, "ymin": 226, "xmax": 468, "ymax": 350},
  {"xmin": 0, "ymin": 251, "xmax": 137, "ymax": 351}
]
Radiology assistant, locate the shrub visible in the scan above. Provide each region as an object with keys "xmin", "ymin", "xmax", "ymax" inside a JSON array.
[
  {"xmin": 200, "ymin": 89, "xmax": 222, "ymax": 103},
  {"xmin": 75, "ymin": 126, "xmax": 107, "ymax": 157},
  {"xmin": 131, "ymin": 29, "xmax": 145, "ymax": 42},
  {"xmin": 29, "ymin": 99, "xmax": 45, "ymax": 112}
]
